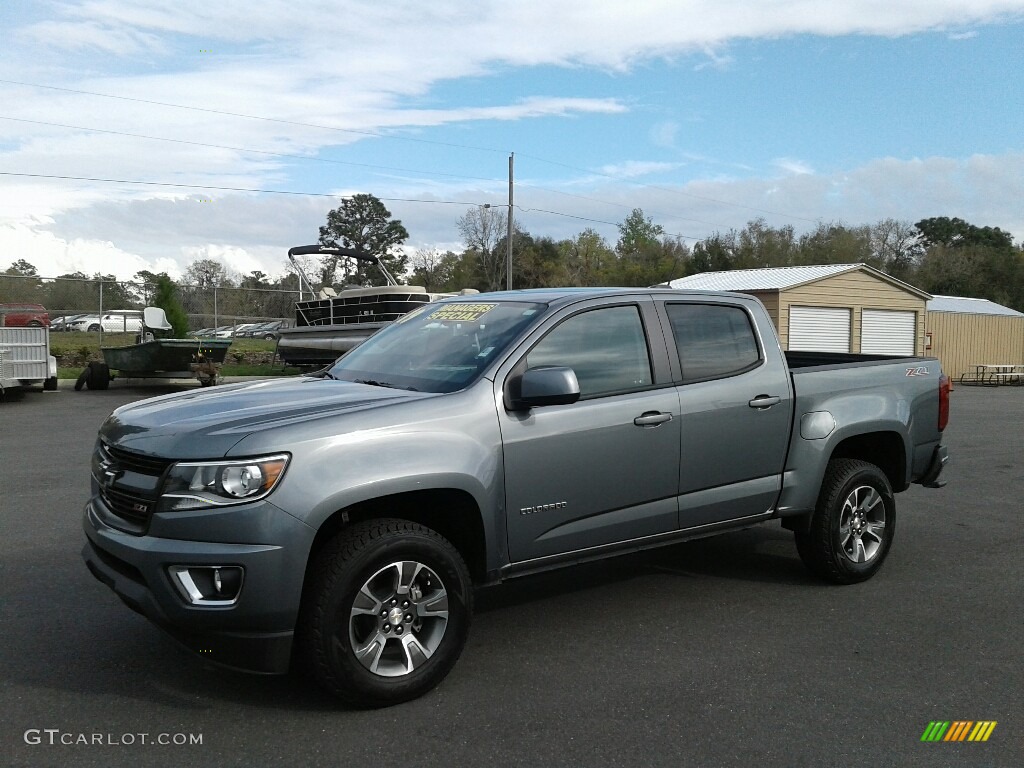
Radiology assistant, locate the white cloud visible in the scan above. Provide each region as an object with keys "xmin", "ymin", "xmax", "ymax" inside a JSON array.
[
  {"xmin": 598, "ymin": 161, "xmax": 683, "ymax": 178},
  {"xmin": 772, "ymin": 158, "xmax": 815, "ymax": 176},
  {"xmin": 650, "ymin": 121, "xmax": 680, "ymax": 149}
]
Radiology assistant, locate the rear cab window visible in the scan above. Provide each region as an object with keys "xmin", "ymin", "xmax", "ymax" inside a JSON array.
[{"xmin": 665, "ymin": 303, "xmax": 762, "ymax": 383}]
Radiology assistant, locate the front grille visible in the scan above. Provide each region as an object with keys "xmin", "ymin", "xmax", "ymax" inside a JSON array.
[
  {"xmin": 96, "ymin": 442, "xmax": 174, "ymax": 531},
  {"xmin": 104, "ymin": 444, "xmax": 174, "ymax": 475},
  {"xmin": 100, "ymin": 486, "xmax": 155, "ymax": 526}
]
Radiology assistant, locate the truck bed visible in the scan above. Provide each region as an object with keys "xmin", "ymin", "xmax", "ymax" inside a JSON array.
[{"xmin": 785, "ymin": 350, "xmax": 928, "ymax": 370}]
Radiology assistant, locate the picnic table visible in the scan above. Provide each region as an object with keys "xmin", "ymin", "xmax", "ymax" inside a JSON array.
[{"xmin": 959, "ymin": 363, "xmax": 1024, "ymax": 386}]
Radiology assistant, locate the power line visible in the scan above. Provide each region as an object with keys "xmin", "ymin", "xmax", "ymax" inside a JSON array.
[
  {"xmin": 0, "ymin": 115, "xmax": 506, "ymax": 185},
  {"xmin": 517, "ymin": 182, "xmax": 736, "ymax": 230},
  {"xmin": 0, "ymin": 116, "xmax": 723, "ymax": 227},
  {"xmin": 3, "ymin": 77, "xmax": 819, "ymax": 224},
  {"xmin": 0, "ymin": 78, "xmax": 510, "ymax": 155},
  {"xmin": 0, "ymin": 171, "xmax": 701, "ymax": 241},
  {"xmin": 0, "ymin": 172, "xmax": 480, "ymax": 205},
  {"xmin": 518, "ymin": 206, "xmax": 701, "ymax": 242}
]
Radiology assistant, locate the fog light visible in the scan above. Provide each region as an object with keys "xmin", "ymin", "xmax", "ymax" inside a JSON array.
[{"xmin": 169, "ymin": 566, "xmax": 244, "ymax": 606}]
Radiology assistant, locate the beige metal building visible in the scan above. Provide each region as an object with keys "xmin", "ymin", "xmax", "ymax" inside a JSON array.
[
  {"xmin": 925, "ymin": 296, "xmax": 1024, "ymax": 380},
  {"xmin": 668, "ymin": 264, "xmax": 931, "ymax": 355}
]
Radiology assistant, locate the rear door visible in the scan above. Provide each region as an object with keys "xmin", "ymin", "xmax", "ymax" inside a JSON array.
[
  {"xmin": 658, "ymin": 298, "xmax": 793, "ymax": 528},
  {"xmin": 498, "ymin": 297, "xmax": 681, "ymax": 562}
]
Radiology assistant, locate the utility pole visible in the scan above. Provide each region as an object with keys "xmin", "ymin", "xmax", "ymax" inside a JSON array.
[{"xmin": 506, "ymin": 152, "xmax": 514, "ymax": 290}]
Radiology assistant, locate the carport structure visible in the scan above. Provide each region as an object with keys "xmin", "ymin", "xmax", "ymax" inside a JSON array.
[
  {"xmin": 667, "ymin": 263, "xmax": 931, "ymax": 355},
  {"xmin": 926, "ymin": 295, "xmax": 1024, "ymax": 381}
]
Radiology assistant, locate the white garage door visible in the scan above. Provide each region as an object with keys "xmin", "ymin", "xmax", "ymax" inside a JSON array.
[
  {"xmin": 789, "ymin": 306, "xmax": 851, "ymax": 352},
  {"xmin": 861, "ymin": 309, "xmax": 916, "ymax": 355}
]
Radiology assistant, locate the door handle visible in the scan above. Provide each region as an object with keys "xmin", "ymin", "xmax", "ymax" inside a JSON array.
[
  {"xmin": 748, "ymin": 395, "xmax": 781, "ymax": 409},
  {"xmin": 634, "ymin": 411, "xmax": 673, "ymax": 427}
]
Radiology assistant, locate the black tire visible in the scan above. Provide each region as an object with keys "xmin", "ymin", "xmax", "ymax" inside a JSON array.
[
  {"xmin": 87, "ymin": 361, "xmax": 110, "ymax": 390},
  {"xmin": 795, "ymin": 459, "xmax": 896, "ymax": 584},
  {"xmin": 27, "ymin": 320, "xmax": 42, "ymax": 327},
  {"xmin": 88, "ymin": 324, "xmax": 102, "ymax": 332},
  {"xmin": 43, "ymin": 376, "xmax": 58, "ymax": 391},
  {"xmin": 74, "ymin": 368, "xmax": 89, "ymax": 391},
  {"xmin": 298, "ymin": 519, "xmax": 472, "ymax": 707}
]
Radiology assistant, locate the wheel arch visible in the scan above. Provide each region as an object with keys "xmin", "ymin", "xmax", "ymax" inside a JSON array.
[
  {"xmin": 829, "ymin": 430, "xmax": 907, "ymax": 492},
  {"xmin": 304, "ymin": 488, "xmax": 488, "ymax": 590}
]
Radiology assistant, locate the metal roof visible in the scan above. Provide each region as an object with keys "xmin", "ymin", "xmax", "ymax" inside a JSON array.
[
  {"xmin": 668, "ymin": 264, "xmax": 858, "ymax": 291},
  {"xmin": 927, "ymin": 295, "xmax": 1024, "ymax": 317},
  {"xmin": 667, "ymin": 263, "xmax": 930, "ymax": 298}
]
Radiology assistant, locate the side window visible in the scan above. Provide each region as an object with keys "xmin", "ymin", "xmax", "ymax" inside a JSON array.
[
  {"xmin": 666, "ymin": 303, "xmax": 761, "ymax": 383},
  {"xmin": 525, "ymin": 305, "xmax": 652, "ymax": 397}
]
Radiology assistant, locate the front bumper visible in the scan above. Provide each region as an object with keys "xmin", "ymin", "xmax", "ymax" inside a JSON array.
[{"xmin": 81, "ymin": 496, "xmax": 316, "ymax": 674}]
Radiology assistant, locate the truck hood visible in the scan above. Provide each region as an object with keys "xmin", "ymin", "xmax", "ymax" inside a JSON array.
[{"xmin": 102, "ymin": 377, "xmax": 431, "ymax": 459}]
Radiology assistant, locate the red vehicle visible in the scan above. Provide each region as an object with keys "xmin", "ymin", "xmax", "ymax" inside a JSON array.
[{"xmin": 0, "ymin": 303, "xmax": 50, "ymax": 327}]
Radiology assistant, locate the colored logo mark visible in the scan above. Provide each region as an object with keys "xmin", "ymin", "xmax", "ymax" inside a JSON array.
[{"xmin": 921, "ymin": 721, "xmax": 997, "ymax": 742}]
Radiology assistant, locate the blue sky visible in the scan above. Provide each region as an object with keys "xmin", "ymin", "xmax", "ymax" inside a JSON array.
[{"xmin": 1, "ymin": 0, "xmax": 1022, "ymax": 281}]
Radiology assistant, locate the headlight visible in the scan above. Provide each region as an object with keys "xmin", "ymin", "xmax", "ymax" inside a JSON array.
[{"xmin": 157, "ymin": 454, "xmax": 290, "ymax": 512}]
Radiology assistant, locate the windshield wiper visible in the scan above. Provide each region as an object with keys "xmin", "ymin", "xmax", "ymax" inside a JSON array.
[
  {"xmin": 353, "ymin": 378, "xmax": 393, "ymax": 388},
  {"xmin": 353, "ymin": 378, "xmax": 418, "ymax": 392}
]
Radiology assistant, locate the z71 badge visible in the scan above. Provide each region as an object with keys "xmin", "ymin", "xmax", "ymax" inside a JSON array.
[{"xmin": 905, "ymin": 366, "xmax": 930, "ymax": 376}]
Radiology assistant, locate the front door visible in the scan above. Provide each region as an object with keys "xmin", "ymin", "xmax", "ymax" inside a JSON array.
[{"xmin": 500, "ymin": 302, "xmax": 681, "ymax": 562}]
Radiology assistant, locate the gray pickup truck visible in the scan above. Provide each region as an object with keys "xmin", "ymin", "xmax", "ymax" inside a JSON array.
[{"xmin": 82, "ymin": 288, "xmax": 949, "ymax": 706}]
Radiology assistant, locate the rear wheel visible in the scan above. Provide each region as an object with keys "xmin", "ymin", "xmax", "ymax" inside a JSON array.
[
  {"xmin": 795, "ymin": 459, "xmax": 895, "ymax": 584},
  {"xmin": 88, "ymin": 323, "xmax": 102, "ymax": 332},
  {"xmin": 298, "ymin": 519, "xmax": 472, "ymax": 707}
]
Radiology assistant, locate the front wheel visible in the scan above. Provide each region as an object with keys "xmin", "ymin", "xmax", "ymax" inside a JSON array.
[
  {"xmin": 795, "ymin": 459, "xmax": 895, "ymax": 584},
  {"xmin": 298, "ymin": 519, "xmax": 472, "ymax": 707}
]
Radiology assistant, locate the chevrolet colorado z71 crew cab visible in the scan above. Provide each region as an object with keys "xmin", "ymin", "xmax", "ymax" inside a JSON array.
[{"xmin": 82, "ymin": 288, "xmax": 950, "ymax": 707}]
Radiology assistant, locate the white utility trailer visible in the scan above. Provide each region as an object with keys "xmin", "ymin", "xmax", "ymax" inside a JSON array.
[{"xmin": 0, "ymin": 324, "xmax": 58, "ymax": 396}]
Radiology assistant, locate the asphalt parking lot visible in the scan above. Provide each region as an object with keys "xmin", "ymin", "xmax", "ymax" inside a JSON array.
[{"xmin": 1, "ymin": 382, "xmax": 1021, "ymax": 768}]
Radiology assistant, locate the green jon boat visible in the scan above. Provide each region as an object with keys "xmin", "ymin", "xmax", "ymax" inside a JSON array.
[{"xmin": 100, "ymin": 308, "xmax": 231, "ymax": 386}]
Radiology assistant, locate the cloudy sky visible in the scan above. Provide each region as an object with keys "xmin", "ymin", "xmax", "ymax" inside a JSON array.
[{"xmin": 2, "ymin": 0, "xmax": 1023, "ymax": 281}]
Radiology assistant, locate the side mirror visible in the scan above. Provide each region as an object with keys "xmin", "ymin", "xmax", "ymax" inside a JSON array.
[{"xmin": 512, "ymin": 366, "xmax": 580, "ymax": 409}]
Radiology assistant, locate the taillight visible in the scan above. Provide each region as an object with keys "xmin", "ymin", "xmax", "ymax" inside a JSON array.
[{"xmin": 938, "ymin": 374, "xmax": 950, "ymax": 431}]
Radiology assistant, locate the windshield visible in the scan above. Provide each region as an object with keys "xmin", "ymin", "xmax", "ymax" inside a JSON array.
[{"xmin": 326, "ymin": 301, "xmax": 545, "ymax": 393}]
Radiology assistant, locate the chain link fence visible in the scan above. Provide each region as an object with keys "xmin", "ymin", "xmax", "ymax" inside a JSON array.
[{"xmin": 1, "ymin": 274, "xmax": 299, "ymax": 337}]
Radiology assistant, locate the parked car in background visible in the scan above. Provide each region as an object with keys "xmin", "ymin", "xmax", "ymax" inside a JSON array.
[
  {"xmin": 229, "ymin": 323, "xmax": 261, "ymax": 337},
  {"xmin": 233, "ymin": 320, "xmax": 291, "ymax": 339},
  {"xmin": 67, "ymin": 310, "xmax": 143, "ymax": 333},
  {"xmin": 0, "ymin": 303, "xmax": 50, "ymax": 327},
  {"xmin": 51, "ymin": 313, "xmax": 89, "ymax": 331}
]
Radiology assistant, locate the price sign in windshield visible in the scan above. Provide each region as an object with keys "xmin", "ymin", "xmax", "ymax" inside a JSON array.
[{"xmin": 428, "ymin": 303, "xmax": 498, "ymax": 323}]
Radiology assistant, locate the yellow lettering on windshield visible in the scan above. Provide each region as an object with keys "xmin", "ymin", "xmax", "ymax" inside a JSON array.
[{"xmin": 428, "ymin": 303, "xmax": 497, "ymax": 323}]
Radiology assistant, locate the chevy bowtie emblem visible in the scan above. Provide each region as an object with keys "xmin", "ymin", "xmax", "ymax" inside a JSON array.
[{"xmin": 100, "ymin": 461, "xmax": 123, "ymax": 487}]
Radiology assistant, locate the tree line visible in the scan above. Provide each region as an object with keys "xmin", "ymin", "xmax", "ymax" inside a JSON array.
[
  {"xmin": 3, "ymin": 194, "xmax": 1023, "ymax": 316},
  {"xmin": 317, "ymin": 195, "xmax": 1022, "ymax": 310}
]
